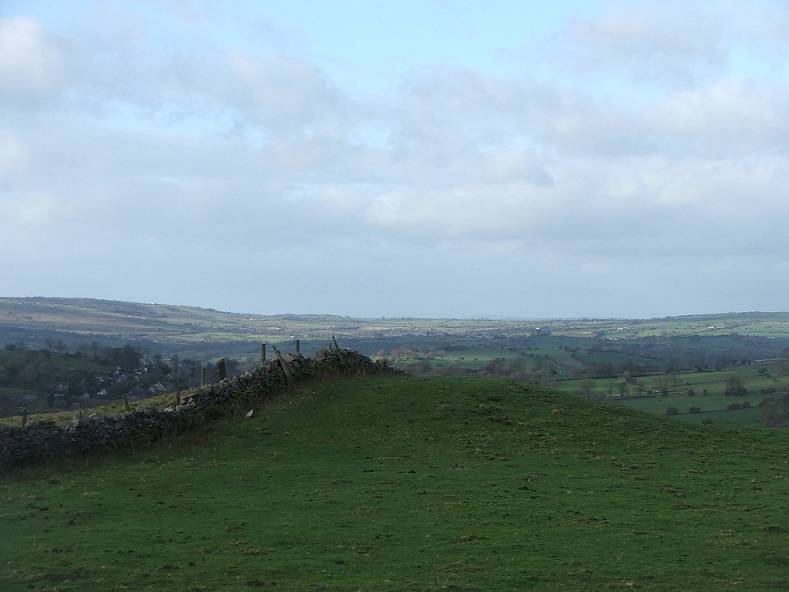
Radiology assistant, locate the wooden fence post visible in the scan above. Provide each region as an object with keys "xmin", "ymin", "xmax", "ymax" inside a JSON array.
[
  {"xmin": 200, "ymin": 366, "xmax": 206, "ymax": 387},
  {"xmin": 272, "ymin": 346, "xmax": 295, "ymax": 387},
  {"xmin": 296, "ymin": 339, "xmax": 300, "ymax": 355},
  {"xmin": 261, "ymin": 343, "xmax": 267, "ymax": 365},
  {"xmin": 217, "ymin": 358, "xmax": 227, "ymax": 381}
]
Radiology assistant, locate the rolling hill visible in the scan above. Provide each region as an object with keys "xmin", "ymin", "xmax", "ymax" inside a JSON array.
[
  {"xmin": 2, "ymin": 375, "xmax": 788, "ymax": 591},
  {"xmin": 4, "ymin": 297, "xmax": 789, "ymax": 357}
]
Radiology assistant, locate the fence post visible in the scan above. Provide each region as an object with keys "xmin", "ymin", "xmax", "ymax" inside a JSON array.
[
  {"xmin": 217, "ymin": 358, "xmax": 227, "ymax": 381},
  {"xmin": 272, "ymin": 346, "xmax": 295, "ymax": 387},
  {"xmin": 200, "ymin": 366, "xmax": 206, "ymax": 387},
  {"xmin": 261, "ymin": 343, "xmax": 267, "ymax": 365},
  {"xmin": 296, "ymin": 339, "xmax": 300, "ymax": 355}
]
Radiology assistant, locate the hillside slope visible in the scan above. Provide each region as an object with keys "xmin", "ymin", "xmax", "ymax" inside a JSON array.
[{"xmin": 2, "ymin": 376, "xmax": 787, "ymax": 591}]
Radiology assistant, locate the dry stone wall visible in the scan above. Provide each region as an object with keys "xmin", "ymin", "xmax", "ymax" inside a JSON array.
[{"xmin": 0, "ymin": 348, "xmax": 402, "ymax": 469}]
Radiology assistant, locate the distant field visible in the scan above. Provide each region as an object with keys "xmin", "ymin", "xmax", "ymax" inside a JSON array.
[
  {"xmin": 548, "ymin": 362, "xmax": 788, "ymax": 427},
  {"xmin": 3, "ymin": 376, "xmax": 789, "ymax": 591},
  {"xmin": 4, "ymin": 298, "xmax": 789, "ymax": 428},
  {"xmin": 4, "ymin": 298, "xmax": 789, "ymax": 354}
]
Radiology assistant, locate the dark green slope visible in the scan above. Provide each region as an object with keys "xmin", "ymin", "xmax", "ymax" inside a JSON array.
[{"xmin": 2, "ymin": 376, "xmax": 788, "ymax": 591}]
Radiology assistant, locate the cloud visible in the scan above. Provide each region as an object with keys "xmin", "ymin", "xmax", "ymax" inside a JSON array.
[
  {"xmin": 0, "ymin": 16, "xmax": 66, "ymax": 101},
  {"xmin": 3, "ymin": 2, "xmax": 789, "ymax": 317},
  {"xmin": 563, "ymin": 1, "xmax": 730, "ymax": 87},
  {"xmin": 649, "ymin": 77, "xmax": 789, "ymax": 156},
  {"xmin": 0, "ymin": 129, "xmax": 28, "ymax": 174},
  {"xmin": 224, "ymin": 51, "xmax": 341, "ymax": 125}
]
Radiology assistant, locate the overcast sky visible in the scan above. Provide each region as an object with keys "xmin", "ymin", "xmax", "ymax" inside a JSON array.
[{"xmin": 2, "ymin": 1, "xmax": 789, "ymax": 319}]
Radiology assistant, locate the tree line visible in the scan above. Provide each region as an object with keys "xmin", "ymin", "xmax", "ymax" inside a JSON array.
[{"xmin": 0, "ymin": 341, "xmax": 240, "ymax": 418}]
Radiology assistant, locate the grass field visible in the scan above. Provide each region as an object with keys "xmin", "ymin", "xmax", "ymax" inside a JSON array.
[
  {"xmin": 549, "ymin": 363, "xmax": 788, "ymax": 427},
  {"xmin": 2, "ymin": 375, "xmax": 789, "ymax": 591}
]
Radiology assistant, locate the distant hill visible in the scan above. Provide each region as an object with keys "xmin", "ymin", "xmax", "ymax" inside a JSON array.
[
  {"xmin": 3, "ymin": 296, "xmax": 789, "ymax": 370},
  {"xmin": 0, "ymin": 297, "xmax": 352, "ymax": 359},
  {"xmin": 5, "ymin": 298, "xmax": 789, "ymax": 428}
]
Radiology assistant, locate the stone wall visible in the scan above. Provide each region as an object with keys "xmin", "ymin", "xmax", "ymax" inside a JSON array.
[{"xmin": 0, "ymin": 348, "xmax": 402, "ymax": 469}]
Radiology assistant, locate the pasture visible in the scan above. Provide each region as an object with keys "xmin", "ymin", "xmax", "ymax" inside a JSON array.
[
  {"xmin": 552, "ymin": 363, "xmax": 787, "ymax": 427},
  {"xmin": 2, "ymin": 375, "xmax": 789, "ymax": 591}
]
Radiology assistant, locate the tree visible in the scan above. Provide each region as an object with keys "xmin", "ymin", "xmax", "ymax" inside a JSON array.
[
  {"xmin": 588, "ymin": 360, "xmax": 615, "ymax": 378},
  {"xmin": 577, "ymin": 378, "xmax": 595, "ymax": 398},
  {"xmin": 19, "ymin": 363, "xmax": 40, "ymax": 386},
  {"xmin": 764, "ymin": 393, "xmax": 789, "ymax": 427},
  {"xmin": 407, "ymin": 359, "xmax": 431, "ymax": 374},
  {"xmin": 118, "ymin": 344, "xmax": 142, "ymax": 372},
  {"xmin": 724, "ymin": 376, "xmax": 747, "ymax": 396},
  {"xmin": 652, "ymin": 375, "xmax": 668, "ymax": 394},
  {"xmin": 171, "ymin": 354, "xmax": 181, "ymax": 392}
]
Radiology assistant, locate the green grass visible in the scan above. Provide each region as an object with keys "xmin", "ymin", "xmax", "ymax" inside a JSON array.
[
  {"xmin": 2, "ymin": 376, "xmax": 789, "ymax": 591},
  {"xmin": 551, "ymin": 363, "xmax": 788, "ymax": 426}
]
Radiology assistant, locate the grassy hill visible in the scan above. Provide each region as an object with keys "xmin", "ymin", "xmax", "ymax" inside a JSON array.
[{"xmin": 2, "ymin": 375, "xmax": 788, "ymax": 591}]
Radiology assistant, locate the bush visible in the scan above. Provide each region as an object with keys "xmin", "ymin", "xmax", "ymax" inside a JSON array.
[
  {"xmin": 665, "ymin": 406, "xmax": 679, "ymax": 416},
  {"xmin": 688, "ymin": 407, "xmax": 702, "ymax": 414}
]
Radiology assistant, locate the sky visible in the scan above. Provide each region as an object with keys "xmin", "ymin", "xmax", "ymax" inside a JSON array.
[{"xmin": 2, "ymin": 0, "xmax": 789, "ymax": 319}]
